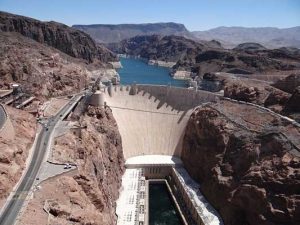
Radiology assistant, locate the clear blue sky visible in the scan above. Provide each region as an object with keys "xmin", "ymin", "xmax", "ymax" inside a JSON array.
[{"xmin": 0, "ymin": 0, "xmax": 299, "ymax": 31}]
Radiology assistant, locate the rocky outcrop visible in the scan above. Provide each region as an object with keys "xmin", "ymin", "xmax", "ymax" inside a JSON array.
[
  {"xmin": 264, "ymin": 88, "xmax": 291, "ymax": 112},
  {"xmin": 224, "ymin": 82, "xmax": 260, "ymax": 102},
  {"xmin": 233, "ymin": 42, "xmax": 267, "ymax": 52},
  {"xmin": 272, "ymin": 74, "xmax": 300, "ymax": 94},
  {"xmin": 216, "ymin": 74, "xmax": 269, "ymax": 105},
  {"xmin": 195, "ymin": 50, "xmax": 235, "ymax": 62},
  {"xmin": 284, "ymin": 87, "xmax": 300, "ymax": 112},
  {"xmin": 267, "ymin": 47, "xmax": 300, "ymax": 60},
  {"xmin": 0, "ymin": 11, "xmax": 116, "ymax": 62},
  {"xmin": 20, "ymin": 106, "xmax": 125, "ymax": 225},
  {"xmin": 109, "ymin": 34, "xmax": 206, "ymax": 67},
  {"xmin": 182, "ymin": 100, "xmax": 300, "ymax": 225},
  {"xmin": 0, "ymin": 31, "xmax": 93, "ymax": 98},
  {"xmin": 0, "ymin": 106, "xmax": 36, "ymax": 206},
  {"xmin": 283, "ymin": 87, "xmax": 300, "ymax": 122},
  {"xmin": 202, "ymin": 72, "xmax": 297, "ymax": 115}
]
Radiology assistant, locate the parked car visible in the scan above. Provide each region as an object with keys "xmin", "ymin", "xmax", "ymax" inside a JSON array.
[{"xmin": 64, "ymin": 163, "xmax": 72, "ymax": 169}]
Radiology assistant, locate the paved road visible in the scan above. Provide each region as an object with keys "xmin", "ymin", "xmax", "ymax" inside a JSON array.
[
  {"xmin": 0, "ymin": 105, "xmax": 6, "ymax": 129},
  {"xmin": 0, "ymin": 93, "xmax": 83, "ymax": 225}
]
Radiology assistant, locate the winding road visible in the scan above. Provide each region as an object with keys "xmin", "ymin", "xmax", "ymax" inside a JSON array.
[
  {"xmin": 0, "ymin": 93, "xmax": 83, "ymax": 225},
  {"xmin": 0, "ymin": 104, "xmax": 6, "ymax": 129}
]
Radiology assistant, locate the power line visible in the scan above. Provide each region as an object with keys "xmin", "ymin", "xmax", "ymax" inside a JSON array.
[{"xmin": 106, "ymin": 104, "xmax": 193, "ymax": 117}]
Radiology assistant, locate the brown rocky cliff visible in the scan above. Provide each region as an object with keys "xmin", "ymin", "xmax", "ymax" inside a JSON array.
[
  {"xmin": 0, "ymin": 11, "xmax": 116, "ymax": 63},
  {"xmin": 272, "ymin": 73, "xmax": 300, "ymax": 94},
  {"xmin": 0, "ymin": 106, "xmax": 36, "ymax": 207},
  {"xmin": 283, "ymin": 86, "xmax": 300, "ymax": 122},
  {"xmin": 29, "ymin": 106, "xmax": 125, "ymax": 225},
  {"xmin": 0, "ymin": 32, "xmax": 90, "ymax": 98},
  {"xmin": 182, "ymin": 101, "xmax": 300, "ymax": 225},
  {"xmin": 224, "ymin": 81, "xmax": 261, "ymax": 103},
  {"xmin": 205, "ymin": 72, "xmax": 297, "ymax": 115},
  {"xmin": 284, "ymin": 87, "xmax": 300, "ymax": 112},
  {"xmin": 73, "ymin": 106, "xmax": 125, "ymax": 223}
]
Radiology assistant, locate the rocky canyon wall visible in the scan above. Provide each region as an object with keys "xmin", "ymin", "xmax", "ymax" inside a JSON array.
[
  {"xmin": 20, "ymin": 106, "xmax": 125, "ymax": 225},
  {"xmin": 0, "ymin": 106, "xmax": 36, "ymax": 207},
  {"xmin": 182, "ymin": 100, "xmax": 300, "ymax": 225},
  {"xmin": 0, "ymin": 11, "xmax": 116, "ymax": 63}
]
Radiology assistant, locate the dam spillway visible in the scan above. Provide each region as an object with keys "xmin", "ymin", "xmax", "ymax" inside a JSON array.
[{"xmin": 103, "ymin": 84, "xmax": 218, "ymax": 160}]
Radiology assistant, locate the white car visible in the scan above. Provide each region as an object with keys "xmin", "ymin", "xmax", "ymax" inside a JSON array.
[{"xmin": 64, "ymin": 163, "xmax": 72, "ymax": 169}]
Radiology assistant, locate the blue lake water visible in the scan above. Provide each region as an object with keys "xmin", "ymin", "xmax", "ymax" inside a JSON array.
[{"xmin": 117, "ymin": 57, "xmax": 187, "ymax": 87}]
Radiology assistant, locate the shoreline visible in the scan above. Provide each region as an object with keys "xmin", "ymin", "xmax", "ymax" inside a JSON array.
[{"xmin": 118, "ymin": 54, "xmax": 191, "ymax": 81}]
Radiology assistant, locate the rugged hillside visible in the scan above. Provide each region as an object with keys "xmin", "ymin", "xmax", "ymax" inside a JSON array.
[
  {"xmin": 202, "ymin": 72, "xmax": 300, "ymax": 121},
  {"xmin": 73, "ymin": 22, "xmax": 300, "ymax": 49},
  {"xmin": 272, "ymin": 73, "xmax": 300, "ymax": 94},
  {"xmin": 192, "ymin": 26, "xmax": 300, "ymax": 49},
  {"xmin": 109, "ymin": 35, "xmax": 214, "ymax": 63},
  {"xmin": 277, "ymin": 75, "xmax": 300, "ymax": 122},
  {"xmin": 20, "ymin": 106, "xmax": 125, "ymax": 225},
  {"xmin": 0, "ymin": 106, "xmax": 36, "ymax": 207},
  {"xmin": 182, "ymin": 100, "xmax": 300, "ymax": 225},
  {"xmin": 111, "ymin": 34, "xmax": 300, "ymax": 75},
  {"xmin": 73, "ymin": 22, "xmax": 192, "ymax": 43},
  {"xmin": 0, "ymin": 31, "xmax": 91, "ymax": 98},
  {"xmin": 0, "ymin": 11, "xmax": 116, "ymax": 62}
]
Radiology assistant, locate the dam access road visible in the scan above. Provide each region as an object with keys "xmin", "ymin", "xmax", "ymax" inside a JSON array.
[
  {"xmin": 0, "ymin": 104, "xmax": 6, "ymax": 129},
  {"xmin": 0, "ymin": 93, "xmax": 84, "ymax": 225}
]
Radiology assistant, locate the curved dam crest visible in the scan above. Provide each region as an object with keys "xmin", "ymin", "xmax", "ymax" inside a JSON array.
[{"xmin": 103, "ymin": 85, "xmax": 219, "ymax": 160}]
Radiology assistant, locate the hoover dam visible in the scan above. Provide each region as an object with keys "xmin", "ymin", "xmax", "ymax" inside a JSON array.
[
  {"xmin": 103, "ymin": 84, "xmax": 218, "ymax": 159},
  {"xmin": 100, "ymin": 84, "xmax": 223, "ymax": 225}
]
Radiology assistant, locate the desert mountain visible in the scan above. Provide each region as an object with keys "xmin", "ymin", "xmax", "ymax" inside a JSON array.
[
  {"xmin": 72, "ymin": 22, "xmax": 300, "ymax": 49},
  {"xmin": 192, "ymin": 26, "xmax": 300, "ymax": 49},
  {"xmin": 0, "ymin": 31, "xmax": 90, "ymax": 98},
  {"xmin": 72, "ymin": 22, "xmax": 193, "ymax": 43},
  {"xmin": 110, "ymin": 34, "xmax": 300, "ymax": 75},
  {"xmin": 0, "ymin": 11, "xmax": 118, "ymax": 98},
  {"xmin": 0, "ymin": 11, "xmax": 116, "ymax": 62}
]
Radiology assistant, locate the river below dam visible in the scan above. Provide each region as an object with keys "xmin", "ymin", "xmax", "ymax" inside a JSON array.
[
  {"xmin": 149, "ymin": 183, "xmax": 184, "ymax": 225},
  {"xmin": 118, "ymin": 57, "xmax": 187, "ymax": 87}
]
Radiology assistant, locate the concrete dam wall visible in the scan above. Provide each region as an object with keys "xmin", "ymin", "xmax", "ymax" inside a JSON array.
[{"xmin": 103, "ymin": 85, "xmax": 219, "ymax": 159}]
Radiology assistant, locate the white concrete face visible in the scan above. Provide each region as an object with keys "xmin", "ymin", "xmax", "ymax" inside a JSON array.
[
  {"xmin": 103, "ymin": 86, "xmax": 186, "ymax": 159},
  {"xmin": 103, "ymin": 85, "xmax": 218, "ymax": 160}
]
